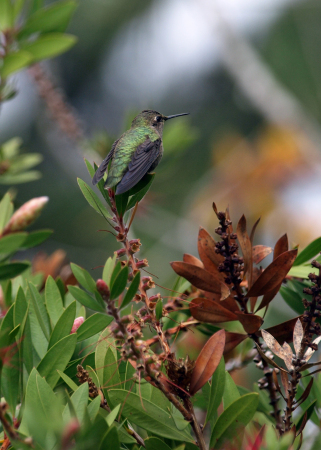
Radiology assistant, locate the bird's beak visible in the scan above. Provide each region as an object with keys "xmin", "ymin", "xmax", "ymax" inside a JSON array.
[{"xmin": 164, "ymin": 113, "xmax": 190, "ymax": 120}]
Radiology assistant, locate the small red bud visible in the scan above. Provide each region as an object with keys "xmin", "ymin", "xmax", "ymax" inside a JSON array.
[
  {"xmin": 96, "ymin": 279, "xmax": 110, "ymax": 299},
  {"xmin": 116, "ymin": 248, "xmax": 126, "ymax": 257},
  {"xmin": 136, "ymin": 259, "xmax": 148, "ymax": 268}
]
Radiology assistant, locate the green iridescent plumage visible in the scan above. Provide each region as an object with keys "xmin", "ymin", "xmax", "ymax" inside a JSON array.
[{"xmin": 92, "ymin": 110, "xmax": 189, "ymax": 195}]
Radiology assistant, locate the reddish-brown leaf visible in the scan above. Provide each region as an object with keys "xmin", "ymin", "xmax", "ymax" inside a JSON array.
[
  {"xmin": 272, "ymin": 369, "xmax": 285, "ymax": 400},
  {"xmin": 236, "ymin": 215, "xmax": 252, "ymax": 278},
  {"xmin": 255, "ymin": 286, "xmax": 279, "ymax": 313},
  {"xmin": 235, "ymin": 312, "xmax": 263, "ymax": 334},
  {"xmin": 220, "ymin": 282, "xmax": 230, "ymax": 301},
  {"xmin": 250, "ymin": 267, "xmax": 263, "ymax": 312},
  {"xmin": 293, "ymin": 319, "xmax": 304, "ymax": 357},
  {"xmin": 189, "ymin": 329, "xmax": 225, "ymax": 395},
  {"xmin": 250, "ymin": 217, "xmax": 261, "ymax": 245},
  {"xmin": 198, "ymin": 227, "xmax": 223, "ymax": 270},
  {"xmin": 247, "ymin": 249, "xmax": 298, "ymax": 297},
  {"xmin": 257, "ymin": 317, "xmax": 301, "ymax": 345},
  {"xmin": 252, "ymin": 245, "xmax": 273, "ymax": 264},
  {"xmin": 190, "ymin": 298, "xmax": 238, "ymax": 323},
  {"xmin": 170, "ymin": 261, "xmax": 221, "ymax": 294},
  {"xmin": 280, "ymin": 370, "xmax": 289, "ymax": 399},
  {"xmin": 213, "ymin": 202, "xmax": 219, "ymax": 217},
  {"xmin": 183, "ymin": 253, "xmax": 204, "ymax": 268},
  {"xmin": 274, "ymin": 234, "xmax": 288, "ymax": 259},
  {"xmin": 296, "ymin": 378, "xmax": 313, "ymax": 406},
  {"xmin": 224, "ymin": 332, "xmax": 247, "ymax": 354}
]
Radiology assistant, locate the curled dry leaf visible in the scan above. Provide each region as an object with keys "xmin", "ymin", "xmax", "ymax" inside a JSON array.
[
  {"xmin": 280, "ymin": 370, "xmax": 289, "ymax": 399},
  {"xmin": 198, "ymin": 227, "xmax": 223, "ymax": 270},
  {"xmin": 189, "ymin": 329, "xmax": 225, "ymax": 395},
  {"xmin": 224, "ymin": 332, "xmax": 247, "ymax": 354},
  {"xmin": 170, "ymin": 261, "xmax": 221, "ymax": 294},
  {"xmin": 255, "ymin": 343, "xmax": 286, "ymax": 372},
  {"xmin": 252, "ymin": 245, "xmax": 273, "ymax": 264},
  {"xmin": 261, "ymin": 330, "xmax": 285, "ymax": 359},
  {"xmin": 303, "ymin": 335, "xmax": 321, "ymax": 362},
  {"xmin": 236, "ymin": 215, "xmax": 252, "ymax": 278},
  {"xmin": 282, "ymin": 341, "xmax": 294, "ymax": 371},
  {"xmin": 190, "ymin": 298, "xmax": 238, "ymax": 324},
  {"xmin": 247, "ymin": 249, "xmax": 298, "ymax": 298},
  {"xmin": 235, "ymin": 312, "xmax": 263, "ymax": 334},
  {"xmin": 183, "ymin": 253, "xmax": 204, "ymax": 268},
  {"xmin": 293, "ymin": 319, "xmax": 304, "ymax": 357}
]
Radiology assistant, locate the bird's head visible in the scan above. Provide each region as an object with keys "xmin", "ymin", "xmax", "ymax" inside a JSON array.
[{"xmin": 131, "ymin": 110, "xmax": 189, "ymax": 134}]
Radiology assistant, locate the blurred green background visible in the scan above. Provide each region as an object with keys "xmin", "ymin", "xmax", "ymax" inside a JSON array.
[{"xmin": 2, "ymin": 0, "xmax": 321, "ymax": 330}]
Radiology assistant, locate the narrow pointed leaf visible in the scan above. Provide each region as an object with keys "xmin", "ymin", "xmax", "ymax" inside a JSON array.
[
  {"xmin": 68, "ymin": 285, "xmax": 105, "ymax": 312},
  {"xmin": 76, "ymin": 313, "xmax": 112, "ymax": 341},
  {"xmin": 252, "ymin": 245, "xmax": 273, "ymax": 264},
  {"xmin": 224, "ymin": 332, "xmax": 247, "ymax": 354},
  {"xmin": 297, "ymin": 378, "xmax": 313, "ymax": 406},
  {"xmin": 280, "ymin": 370, "xmax": 289, "ymax": 399},
  {"xmin": 0, "ymin": 262, "xmax": 30, "ymax": 280},
  {"xmin": 236, "ymin": 215, "xmax": 251, "ymax": 277},
  {"xmin": 110, "ymin": 266, "xmax": 129, "ymax": 300},
  {"xmin": 293, "ymin": 319, "xmax": 304, "ymax": 357},
  {"xmin": 247, "ymin": 249, "xmax": 298, "ymax": 298},
  {"xmin": 304, "ymin": 336, "xmax": 321, "ymax": 362},
  {"xmin": 282, "ymin": 341, "xmax": 294, "ymax": 371},
  {"xmin": 254, "ymin": 343, "xmax": 285, "ymax": 372},
  {"xmin": 210, "ymin": 393, "xmax": 259, "ymax": 449},
  {"xmin": 293, "ymin": 237, "xmax": 321, "ymax": 266},
  {"xmin": 190, "ymin": 329, "xmax": 225, "ymax": 395},
  {"xmin": 261, "ymin": 330, "xmax": 284, "ymax": 359},
  {"xmin": 235, "ymin": 312, "xmax": 263, "ymax": 334},
  {"xmin": 183, "ymin": 253, "xmax": 203, "ymax": 268},
  {"xmin": 274, "ymin": 234, "xmax": 288, "ymax": 258},
  {"xmin": 190, "ymin": 298, "xmax": 238, "ymax": 323},
  {"xmin": 77, "ymin": 178, "xmax": 112, "ymax": 220},
  {"xmin": 48, "ymin": 301, "xmax": 76, "ymax": 348},
  {"xmin": 197, "ymin": 227, "xmax": 223, "ymax": 270},
  {"xmin": 121, "ymin": 271, "xmax": 140, "ymax": 309},
  {"xmin": 171, "ymin": 261, "xmax": 221, "ymax": 294},
  {"xmin": 70, "ymin": 263, "xmax": 96, "ymax": 292}
]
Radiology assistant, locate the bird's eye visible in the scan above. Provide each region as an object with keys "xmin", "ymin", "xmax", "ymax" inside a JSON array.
[{"xmin": 154, "ymin": 115, "xmax": 161, "ymax": 123}]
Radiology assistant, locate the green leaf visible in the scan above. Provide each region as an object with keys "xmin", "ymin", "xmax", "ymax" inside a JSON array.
[
  {"xmin": 8, "ymin": 153, "xmax": 43, "ymax": 173},
  {"xmin": 21, "ymin": 229, "xmax": 53, "ymax": 248},
  {"xmin": 19, "ymin": 0, "xmax": 77, "ymax": 37},
  {"xmin": 21, "ymin": 33, "xmax": 77, "ymax": 61},
  {"xmin": 85, "ymin": 159, "xmax": 95, "ymax": 178},
  {"xmin": 45, "ymin": 275, "xmax": 64, "ymax": 327},
  {"xmin": 48, "ymin": 301, "xmax": 76, "ymax": 348},
  {"xmin": 110, "ymin": 261, "xmax": 122, "ymax": 288},
  {"xmin": 0, "ymin": 232, "xmax": 27, "ymax": 255},
  {"xmin": 210, "ymin": 393, "xmax": 259, "ymax": 449},
  {"xmin": 13, "ymin": 286, "xmax": 28, "ymax": 328},
  {"xmin": 110, "ymin": 266, "xmax": 128, "ymax": 300},
  {"xmin": 296, "ymin": 399, "xmax": 317, "ymax": 431},
  {"xmin": 57, "ymin": 369, "xmax": 78, "ymax": 391},
  {"xmin": 293, "ymin": 237, "xmax": 321, "ymax": 266},
  {"xmin": 86, "ymin": 366, "xmax": 100, "ymax": 391},
  {"xmin": 115, "ymin": 191, "xmax": 129, "ymax": 217},
  {"xmin": 102, "ymin": 254, "xmax": 116, "ymax": 285},
  {"xmin": 156, "ymin": 299, "xmax": 163, "ymax": 320},
  {"xmin": 127, "ymin": 173, "xmax": 154, "ymax": 197},
  {"xmin": 288, "ymin": 265, "xmax": 317, "ymax": 279},
  {"xmin": 37, "ymin": 333, "xmax": 77, "ymax": 388},
  {"xmin": 99, "ymin": 425, "xmax": 120, "ymax": 450},
  {"xmin": 0, "ymin": 262, "xmax": 30, "ymax": 280},
  {"xmin": 0, "ymin": 0, "xmax": 13, "ymax": 31},
  {"xmin": 205, "ymin": 357, "xmax": 225, "ymax": 426},
  {"xmin": 0, "ymin": 171, "xmax": 42, "ymax": 184},
  {"xmin": 95, "ymin": 328, "xmax": 120, "ymax": 398},
  {"xmin": 1, "ymin": 339, "xmax": 20, "ymax": 415},
  {"xmin": 0, "ymin": 193, "xmax": 13, "ymax": 233},
  {"xmin": 126, "ymin": 173, "xmax": 155, "ymax": 211},
  {"xmin": 92, "ymin": 161, "xmax": 112, "ymax": 206},
  {"xmin": 145, "ymin": 437, "xmax": 172, "ymax": 450},
  {"xmin": 222, "ymin": 372, "xmax": 240, "ymax": 409},
  {"xmin": 109, "ymin": 390, "xmax": 193, "ymax": 442},
  {"xmin": 70, "ymin": 262, "xmax": 96, "ymax": 292},
  {"xmin": 63, "ymin": 382, "xmax": 89, "ymax": 424},
  {"xmin": 1, "ymin": 50, "xmax": 33, "ymax": 78},
  {"xmin": 77, "ymin": 178, "xmax": 112, "ymax": 220},
  {"xmin": 106, "ymin": 404, "xmax": 121, "ymax": 427},
  {"xmin": 68, "ymin": 285, "xmax": 105, "ymax": 313},
  {"xmin": 76, "ymin": 313, "xmax": 113, "ymax": 342},
  {"xmin": 280, "ymin": 286, "xmax": 305, "ymax": 315},
  {"xmin": 87, "ymin": 395, "xmax": 101, "ymax": 422},
  {"xmin": 121, "ymin": 271, "xmax": 140, "ymax": 309},
  {"xmin": 28, "ymin": 282, "xmax": 51, "ymax": 340}
]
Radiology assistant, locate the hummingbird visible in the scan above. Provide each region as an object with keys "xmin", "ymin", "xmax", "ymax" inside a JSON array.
[{"xmin": 92, "ymin": 110, "xmax": 189, "ymax": 195}]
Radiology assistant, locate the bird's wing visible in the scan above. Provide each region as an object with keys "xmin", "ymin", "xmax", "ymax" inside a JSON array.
[
  {"xmin": 115, "ymin": 136, "xmax": 161, "ymax": 195},
  {"xmin": 92, "ymin": 138, "xmax": 119, "ymax": 186}
]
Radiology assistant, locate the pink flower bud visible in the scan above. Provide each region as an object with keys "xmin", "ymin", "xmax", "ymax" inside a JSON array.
[
  {"xmin": 96, "ymin": 279, "xmax": 110, "ymax": 299},
  {"xmin": 2, "ymin": 196, "xmax": 49, "ymax": 235},
  {"xmin": 70, "ymin": 317, "xmax": 84, "ymax": 334}
]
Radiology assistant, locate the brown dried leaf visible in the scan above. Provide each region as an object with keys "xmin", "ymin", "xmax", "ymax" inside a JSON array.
[
  {"xmin": 204, "ymin": 291, "xmax": 238, "ymax": 312},
  {"xmin": 220, "ymin": 282, "xmax": 230, "ymax": 301},
  {"xmin": 274, "ymin": 234, "xmax": 289, "ymax": 259},
  {"xmin": 255, "ymin": 287, "xmax": 279, "ymax": 313},
  {"xmin": 299, "ymin": 360, "xmax": 321, "ymax": 372},
  {"xmin": 212, "ymin": 202, "xmax": 219, "ymax": 217},
  {"xmin": 198, "ymin": 227, "xmax": 223, "ymax": 270},
  {"xmin": 250, "ymin": 267, "xmax": 263, "ymax": 312},
  {"xmin": 189, "ymin": 329, "xmax": 225, "ymax": 395},
  {"xmin": 250, "ymin": 217, "xmax": 261, "ymax": 245},
  {"xmin": 293, "ymin": 319, "xmax": 304, "ymax": 357},
  {"xmin": 296, "ymin": 412, "xmax": 308, "ymax": 437},
  {"xmin": 259, "ymin": 317, "xmax": 302, "ymax": 345},
  {"xmin": 224, "ymin": 332, "xmax": 247, "ymax": 354},
  {"xmin": 236, "ymin": 215, "xmax": 252, "ymax": 278},
  {"xmin": 261, "ymin": 330, "xmax": 285, "ymax": 359},
  {"xmin": 170, "ymin": 261, "xmax": 221, "ymax": 294},
  {"xmin": 247, "ymin": 249, "xmax": 298, "ymax": 297},
  {"xmin": 183, "ymin": 253, "xmax": 204, "ymax": 268},
  {"xmin": 235, "ymin": 312, "xmax": 263, "ymax": 334},
  {"xmin": 254, "ymin": 343, "xmax": 286, "ymax": 371},
  {"xmin": 252, "ymin": 245, "xmax": 273, "ymax": 264},
  {"xmin": 190, "ymin": 298, "xmax": 238, "ymax": 323},
  {"xmin": 272, "ymin": 369, "xmax": 285, "ymax": 400},
  {"xmin": 282, "ymin": 341, "xmax": 294, "ymax": 371},
  {"xmin": 303, "ymin": 336, "xmax": 321, "ymax": 362},
  {"xmin": 280, "ymin": 370, "xmax": 289, "ymax": 399}
]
